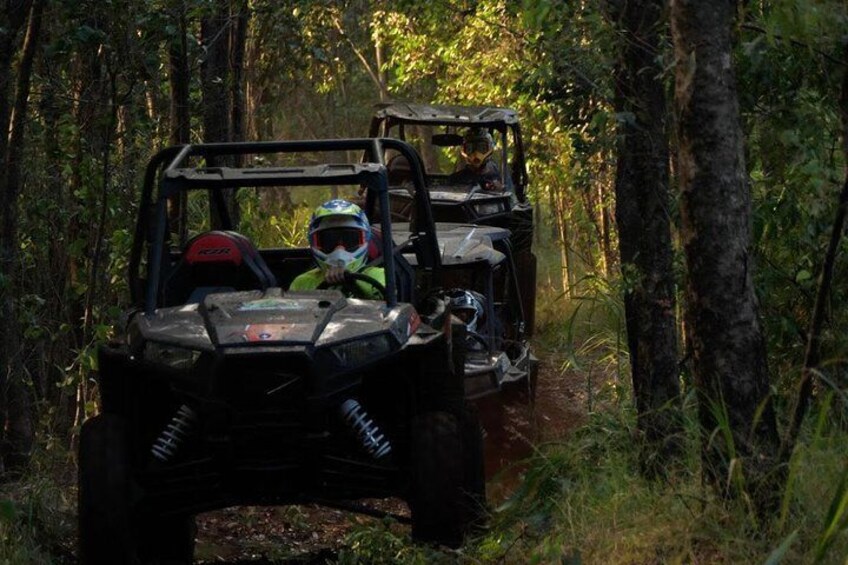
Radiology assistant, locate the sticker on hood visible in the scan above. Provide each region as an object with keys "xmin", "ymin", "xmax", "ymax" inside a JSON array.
[{"xmin": 243, "ymin": 324, "xmax": 296, "ymax": 342}]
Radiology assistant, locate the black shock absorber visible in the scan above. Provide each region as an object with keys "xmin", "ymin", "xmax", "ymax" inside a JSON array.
[
  {"xmin": 150, "ymin": 404, "xmax": 197, "ymax": 463},
  {"xmin": 340, "ymin": 399, "xmax": 392, "ymax": 459}
]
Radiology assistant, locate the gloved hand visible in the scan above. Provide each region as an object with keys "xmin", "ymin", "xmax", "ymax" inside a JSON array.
[{"xmin": 324, "ymin": 266, "xmax": 346, "ymax": 285}]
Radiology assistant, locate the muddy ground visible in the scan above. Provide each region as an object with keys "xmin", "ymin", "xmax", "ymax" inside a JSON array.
[{"xmin": 193, "ymin": 353, "xmax": 587, "ymax": 564}]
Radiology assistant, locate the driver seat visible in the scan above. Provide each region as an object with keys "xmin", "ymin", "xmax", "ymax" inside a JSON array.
[{"xmin": 162, "ymin": 231, "xmax": 277, "ymax": 306}]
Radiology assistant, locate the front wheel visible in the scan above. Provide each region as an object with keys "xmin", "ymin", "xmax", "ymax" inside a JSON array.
[
  {"xmin": 78, "ymin": 414, "xmax": 138, "ymax": 564},
  {"xmin": 409, "ymin": 410, "xmax": 486, "ymax": 547},
  {"xmin": 78, "ymin": 414, "xmax": 195, "ymax": 564}
]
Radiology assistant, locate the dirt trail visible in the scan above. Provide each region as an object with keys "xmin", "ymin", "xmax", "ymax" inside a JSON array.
[
  {"xmin": 195, "ymin": 353, "xmax": 585, "ymax": 563},
  {"xmin": 475, "ymin": 353, "xmax": 586, "ymax": 501}
]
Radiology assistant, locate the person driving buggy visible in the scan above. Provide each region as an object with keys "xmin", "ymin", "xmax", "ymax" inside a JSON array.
[
  {"xmin": 447, "ymin": 288, "xmax": 490, "ymax": 351},
  {"xmin": 289, "ymin": 199, "xmax": 385, "ymax": 299},
  {"xmin": 448, "ymin": 127, "xmax": 503, "ymax": 191}
]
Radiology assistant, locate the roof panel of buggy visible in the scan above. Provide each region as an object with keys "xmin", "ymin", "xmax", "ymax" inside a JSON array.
[
  {"xmin": 374, "ymin": 103, "xmax": 519, "ymax": 127},
  {"xmin": 163, "ymin": 162, "xmax": 387, "ymax": 191}
]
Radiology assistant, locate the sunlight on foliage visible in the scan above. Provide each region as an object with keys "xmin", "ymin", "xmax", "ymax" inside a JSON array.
[
  {"xmin": 238, "ymin": 189, "xmax": 313, "ymax": 248},
  {"xmin": 337, "ymin": 518, "xmax": 454, "ymax": 565}
]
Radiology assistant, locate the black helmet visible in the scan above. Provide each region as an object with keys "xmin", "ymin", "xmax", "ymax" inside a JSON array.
[{"xmin": 447, "ymin": 289, "xmax": 485, "ymax": 332}]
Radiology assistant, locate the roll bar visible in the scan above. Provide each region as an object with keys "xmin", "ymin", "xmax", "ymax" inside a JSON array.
[{"xmin": 129, "ymin": 139, "xmax": 441, "ymax": 314}]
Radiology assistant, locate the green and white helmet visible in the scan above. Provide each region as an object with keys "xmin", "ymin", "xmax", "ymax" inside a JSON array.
[{"xmin": 308, "ymin": 199, "xmax": 371, "ymax": 272}]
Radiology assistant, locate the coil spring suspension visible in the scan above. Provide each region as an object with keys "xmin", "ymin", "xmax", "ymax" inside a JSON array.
[
  {"xmin": 340, "ymin": 399, "xmax": 392, "ymax": 459},
  {"xmin": 150, "ymin": 404, "xmax": 197, "ymax": 463}
]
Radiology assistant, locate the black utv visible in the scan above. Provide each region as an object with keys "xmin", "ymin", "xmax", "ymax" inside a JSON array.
[
  {"xmin": 380, "ymin": 159, "xmax": 537, "ymax": 399},
  {"xmin": 78, "ymin": 139, "xmax": 485, "ymax": 564},
  {"xmin": 369, "ymin": 102, "xmax": 537, "ymax": 335}
]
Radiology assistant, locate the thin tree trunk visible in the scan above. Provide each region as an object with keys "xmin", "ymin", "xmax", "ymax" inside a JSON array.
[
  {"xmin": 80, "ymin": 69, "xmax": 120, "ymax": 427},
  {"xmin": 784, "ymin": 42, "xmax": 848, "ymax": 458},
  {"xmin": 579, "ymin": 175, "xmax": 607, "ymax": 275},
  {"xmin": 671, "ymin": 0, "xmax": 780, "ymax": 510},
  {"xmin": 331, "ymin": 11, "xmax": 388, "ymax": 101},
  {"xmin": 599, "ymin": 178, "xmax": 615, "ymax": 275},
  {"xmin": 37, "ymin": 24, "xmax": 79, "ymax": 437},
  {"xmin": 610, "ymin": 0, "xmax": 682, "ymax": 475},
  {"xmin": 65, "ymin": 19, "xmax": 105, "ymax": 440},
  {"xmin": 201, "ymin": 0, "xmax": 234, "ymax": 228},
  {"xmin": 168, "ymin": 0, "xmax": 190, "ymax": 242},
  {"xmin": 0, "ymin": 0, "xmax": 43, "ymax": 472},
  {"xmin": 230, "ymin": 0, "xmax": 248, "ymax": 157},
  {"xmin": 374, "ymin": 22, "xmax": 389, "ymax": 102},
  {"xmin": 552, "ymin": 182, "xmax": 572, "ymax": 296},
  {"xmin": 228, "ymin": 0, "xmax": 248, "ymax": 220}
]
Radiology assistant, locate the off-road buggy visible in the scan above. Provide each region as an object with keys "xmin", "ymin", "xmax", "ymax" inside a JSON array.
[
  {"xmin": 78, "ymin": 139, "xmax": 486, "ymax": 564},
  {"xmin": 369, "ymin": 102, "xmax": 537, "ymax": 335},
  {"xmin": 404, "ymin": 222, "xmax": 537, "ymax": 400},
  {"xmin": 373, "ymin": 164, "xmax": 537, "ymax": 399}
]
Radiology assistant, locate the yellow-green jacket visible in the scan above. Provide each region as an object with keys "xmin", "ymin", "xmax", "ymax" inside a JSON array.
[{"xmin": 289, "ymin": 266, "xmax": 385, "ymax": 300}]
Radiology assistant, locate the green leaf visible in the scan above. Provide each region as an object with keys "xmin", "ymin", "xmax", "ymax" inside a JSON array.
[
  {"xmin": 815, "ymin": 466, "xmax": 848, "ymax": 560},
  {"xmin": 795, "ymin": 270, "xmax": 812, "ymax": 282},
  {"xmin": 764, "ymin": 529, "xmax": 798, "ymax": 565}
]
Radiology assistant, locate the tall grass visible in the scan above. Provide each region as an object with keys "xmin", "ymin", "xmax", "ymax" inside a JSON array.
[
  {"xmin": 471, "ymin": 392, "xmax": 848, "ymax": 564},
  {"xmin": 0, "ymin": 439, "xmax": 76, "ymax": 564},
  {"xmin": 454, "ymin": 242, "xmax": 848, "ymax": 563},
  {"xmin": 535, "ymin": 264, "xmax": 630, "ymax": 415}
]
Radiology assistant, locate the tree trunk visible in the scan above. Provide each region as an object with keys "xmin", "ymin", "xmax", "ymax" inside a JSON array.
[
  {"xmin": 551, "ymin": 181, "xmax": 572, "ymax": 296},
  {"xmin": 671, "ymin": 0, "xmax": 780, "ymax": 508},
  {"xmin": 579, "ymin": 170, "xmax": 609, "ymax": 276},
  {"xmin": 65, "ymin": 13, "xmax": 107, "ymax": 436},
  {"xmin": 230, "ymin": 0, "xmax": 248, "ymax": 148},
  {"xmin": 0, "ymin": 0, "xmax": 42, "ymax": 473},
  {"xmin": 610, "ymin": 0, "xmax": 682, "ymax": 475},
  {"xmin": 201, "ymin": 0, "xmax": 234, "ymax": 228},
  {"xmin": 168, "ymin": 0, "xmax": 190, "ymax": 241},
  {"xmin": 598, "ymin": 177, "xmax": 615, "ymax": 276}
]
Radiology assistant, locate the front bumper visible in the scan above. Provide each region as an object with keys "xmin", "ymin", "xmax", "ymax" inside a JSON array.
[{"xmin": 463, "ymin": 340, "xmax": 536, "ymax": 399}]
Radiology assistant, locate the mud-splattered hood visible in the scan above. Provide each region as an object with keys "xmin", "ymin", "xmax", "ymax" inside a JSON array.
[
  {"xmin": 129, "ymin": 288, "xmax": 420, "ymax": 352},
  {"xmin": 389, "ymin": 223, "xmax": 506, "ymax": 267}
]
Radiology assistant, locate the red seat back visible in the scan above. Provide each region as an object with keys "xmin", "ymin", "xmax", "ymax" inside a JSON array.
[{"xmin": 163, "ymin": 231, "xmax": 277, "ymax": 306}]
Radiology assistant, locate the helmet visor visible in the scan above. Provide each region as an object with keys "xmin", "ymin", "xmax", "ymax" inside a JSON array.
[
  {"xmin": 313, "ymin": 228, "xmax": 365, "ymax": 253},
  {"xmin": 454, "ymin": 307, "xmax": 476, "ymax": 325}
]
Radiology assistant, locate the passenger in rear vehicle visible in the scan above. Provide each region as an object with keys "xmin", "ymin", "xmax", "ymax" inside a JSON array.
[{"xmin": 289, "ymin": 199, "xmax": 385, "ymax": 299}]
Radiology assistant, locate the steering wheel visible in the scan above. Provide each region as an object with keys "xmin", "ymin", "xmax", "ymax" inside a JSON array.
[
  {"xmin": 466, "ymin": 329, "xmax": 490, "ymax": 350},
  {"xmin": 317, "ymin": 271, "xmax": 387, "ymax": 299}
]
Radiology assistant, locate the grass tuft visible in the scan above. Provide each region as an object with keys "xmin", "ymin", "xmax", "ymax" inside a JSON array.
[
  {"xmin": 478, "ymin": 396, "xmax": 848, "ymax": 564},
  {"xmin": 0, "ymin": 437, "xmax": 76, "ymax": 564}
]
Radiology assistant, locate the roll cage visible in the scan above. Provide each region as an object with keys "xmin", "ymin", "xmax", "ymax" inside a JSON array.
[
  {"xmin": 368, "ymin": 102, "xmax": 530, "ymax": 202},
  {"xmin": 129, "ymin": 138, "xmax": 442, "ymax": 315}
]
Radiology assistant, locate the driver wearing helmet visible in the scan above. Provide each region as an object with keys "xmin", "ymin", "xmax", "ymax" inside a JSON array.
[
  {"xmin": 449, "ymin": 127, "xmax": 503, "ymax": 191},
  {"xmin": 447, "ymin": 289, "xmax": 488, "ymax": 350},
  {"xmin": 289, "ymin": 199, "xmax": 385, "ymax": 299}
]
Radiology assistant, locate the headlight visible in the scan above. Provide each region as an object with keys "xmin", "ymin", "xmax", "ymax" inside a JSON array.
[
  {"xmin": 472, "ymin": 201, "xmax": 503, "ymax": 217},
  {"xmin": 331, "ymin": 334, "xmax": 392, "ymax": 368},
  {"xmin": 388, "ymin": 307, "xmax": 421, "ymax": 344},
  {"xmin": 143, "ymin": 342, "xmax": 201, "ymax": 370}
]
